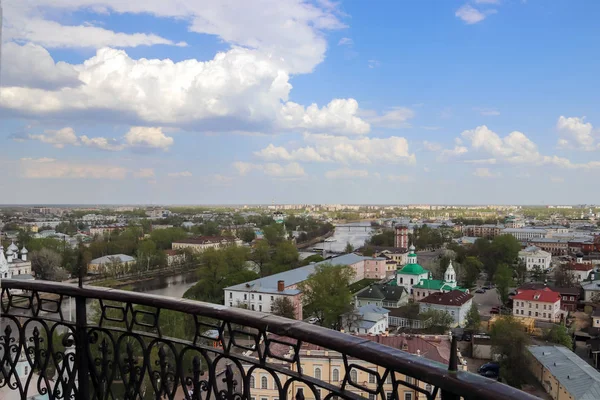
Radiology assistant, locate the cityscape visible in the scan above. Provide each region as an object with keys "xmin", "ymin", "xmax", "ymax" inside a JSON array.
[{"xmin": 2, "ymin": 1, "xmax": 600, "ymax": 400}]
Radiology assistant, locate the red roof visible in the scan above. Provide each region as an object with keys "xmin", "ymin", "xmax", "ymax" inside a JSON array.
[
  {"xmin": 569, "ymin": 263, "xmax": 593, "ymax": 271},
  {"xmin": 164, "ymin": 249, "xmax": 179, "ymax": 256},
  {"xmin": 512, "ymin": 287, "xmax": 560, "ymax": 303}
]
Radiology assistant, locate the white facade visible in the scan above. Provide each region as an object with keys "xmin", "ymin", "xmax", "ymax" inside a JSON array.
[
  {"xmin": 0, "ymin": 243, "xmax": 32, "ymax": 279},
  {"xmin": 518, "ymin": 246, "xmax": 552, "ymax": 271},
  {"xmin": 512, "ymin": 299, "xmax": 561, "ymax": 322},
  {"xmin": 419, "ymin": 297, "xmax": 472, "ymax": 327},
  {"xmin": 502, "ymin": 228, "xmax": 548, "ymax": 240}
]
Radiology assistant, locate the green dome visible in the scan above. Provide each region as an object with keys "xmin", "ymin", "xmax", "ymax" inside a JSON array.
[{"xmin": 399, "ymin": 263, "xmax": 426, "ymax": 275}]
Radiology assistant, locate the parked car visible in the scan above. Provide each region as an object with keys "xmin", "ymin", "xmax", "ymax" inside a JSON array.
[
  {"xmin": 490, "ymin": 306, "xmax": 500, "ymax": 314},
  {"xmin": 482, "ymin": 285, "xmax": 491, "ymax": 290},
  {"xmin": 307, "ymin": 317, "xmax": 318, "ymax": 324},
  {"xmin": 475, "ymin": 288, "xmax": 486, "ymax": 294},
  {"xmin": 478, "ymin": 362, "xmax": 500, "ymax": 379}
]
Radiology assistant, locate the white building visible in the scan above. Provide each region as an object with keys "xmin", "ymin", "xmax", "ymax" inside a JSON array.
[
  {"xmin": 419, "ymin": 290, "xmax": 473, "ymax": 327},
  {"xmin": 501, "ymin": 228, "xmax": 548, "ymax": 240},
  {"xmin": 343, "ymin": 304, "xmax": 389, "ymax": 334},
  {"xmin": 395, "ymin": 245, "xmax": 429, "ymax": 293},
  {"xmin": 0, "ymin": 242, "xmax": 32, "ymax": 279},
  {"xmin": 512, "ymin": 287, "xmax": 561, "ymax": 322},
  {"xmin": 172, "ymin": 237, "xmax": 243, "ymax": 253},
  {"xmin": 518, "ymin": 246, "xmax": 552, "ymax": 271}
]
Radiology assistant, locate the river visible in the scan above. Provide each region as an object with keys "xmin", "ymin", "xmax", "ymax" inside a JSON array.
[{"xmin": 310, "ymin": 221, "xmax": 373, "ymax": 253}]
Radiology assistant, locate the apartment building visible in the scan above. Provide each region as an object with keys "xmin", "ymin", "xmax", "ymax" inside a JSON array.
[
  {"xmin": 528, "ymin": 238, "xmax": 569, "ymax": 256},
  {"xmin": 512, "ymin": 287, "xmax": 561, "ymax": 322},
  {"xmin": 501, "ymin": 228, "xmax": 548, "ymax": 241},
  {"xmin": 461, "ymin": 224, "xmax": 504, "ymax": 239},
  {"xmin": 518, "ymin": 246, "xmax": 552, "ymax": 271},
  {"xmin": 172, "ymin": 236, "xmax": 243, "ymax": 253}
]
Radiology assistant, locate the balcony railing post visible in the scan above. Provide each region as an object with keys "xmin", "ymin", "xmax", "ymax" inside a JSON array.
[
  {"xmin": 441, "ymin": 335, "xmax": 460, "ymax": 400},
  {"xmin": 76, "ymin": 270, "xmax": 90, "ymax": 399}
]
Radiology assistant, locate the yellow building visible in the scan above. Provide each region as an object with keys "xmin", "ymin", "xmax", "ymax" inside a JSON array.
[
  {"xmin": 244, "ymin": 335, "xmax": 460, "ymax": 400},
  {"xmin": 528, "ymin": 345, "xmax": 600, "ymax": 400}
]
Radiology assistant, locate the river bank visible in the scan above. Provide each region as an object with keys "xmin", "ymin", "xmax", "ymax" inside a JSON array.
[{"xmin": 296, "ymin": 230, "xmax": 335, "ymax": 250}]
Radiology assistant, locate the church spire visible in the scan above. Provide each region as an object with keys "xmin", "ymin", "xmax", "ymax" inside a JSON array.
[{"xmin": 444, "ymin": 260, "xmax": 457, "ymax": 289}]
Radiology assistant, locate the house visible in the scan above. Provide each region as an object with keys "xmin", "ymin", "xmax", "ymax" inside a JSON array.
[
  {"xmin": 592, "ymin": 308, "xmax": 600, "ymax": 329},
  {"xmin": 164, "ymin": 249, "xmax": 186, "ymax": 267},
  {"xmin": 354, "ymin": 283, "xmax": 409, "ymax": 309},
  {"xmin": 363, "ymin": 257, "xmax": 390, "ymax": 279},
  {"xmin": 512, "ymin": 287, "xmax": 561, "ymax": 322},
  {"xmin": 518, "ymin": 246, "xmax": 552, "ymax": 271},
  {"xmin": 528, "ymin": 345, "xmax": 600, "ymax": 400},
  {"xmin": 343, "ymin": 304, "xmax": 389, "ymax": 334},
  {"xmin": 517, "ymin": 283, "xmax": 580, "ymax": 312},
  {"xmin": 172, "ymin": 236, "xmax": 243, "ymax": 253},
  {"xmin": 568, "ymin": 256, "xmax": 594, "ymax": 282},
  {"xmin": 419, "ymin": 290, "xmax": 473, "ymax": 327},
  {"xmin": 583, "ymin": 280, "xmax": 600, "ymax": 302},
  {"xmin": 395, "ymin": 245, "xmax": 429, "ymax": 292},
  {"xmin": 412, "ymin": 261, "xmax": 469, "ymax": 300},
  {"xmin": 88, "ymin": 254, "xmax": 136, "ymax": 274}
]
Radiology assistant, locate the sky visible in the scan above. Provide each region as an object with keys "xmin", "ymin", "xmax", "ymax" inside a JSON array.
[{"xmin": 1, "ymin": 0, "xmax": 600, "ymax": 205}]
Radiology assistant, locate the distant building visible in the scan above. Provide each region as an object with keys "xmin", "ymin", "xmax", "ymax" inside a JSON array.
[
  {"xmin": 568, "ymin": 254, "xmax": 594, "ymax": 282},
  {"xmin": 343, "ymin": 304, "xmax": 389, "ymax": 334},
  {"xmin": 461, "ymin": 224, "xmax": 503, "ymax": 239},
  {"xmin": 419, "ymin": 290, "xmax": 473, "ymax": 327},
  {"xmin": 172, "ymin": 236, "xmax": 243, "ymax": 253},
  {"xmin": 164, "ymin": 250, "xmax": 186, "ymax": 267},
  {"xmin": 512, "ymin": 287, "xmax": 561, "ymax": 322},
  {"xmin": 528, "ymin": 345, "xmax": 600, "ymax": 400},
  {"xmin": 528, "ymin": 238, "xmax": 569, "ymax": 256},
  {"xmin": 502, "ymin": 228, "xmax": 548, "ymax": 241},
  {"xmin": 412, "ymin": 261, "xmax": 469, "ymax": 300},
  {"xmin": 88, "ymin": 254, "xmax": 136, "ymax": 274},
  {"xmin": 394, "ymin": 224, "xmax": 409, "ymax": 249},
  {"xmin": 518, "ymin": 246, "xmax": 552, "ymax": 271}
]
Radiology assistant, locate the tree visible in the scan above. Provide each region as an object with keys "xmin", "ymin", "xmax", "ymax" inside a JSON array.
[
  {"xmin": 367, "ymin": 230, "xmax": 395, "ymax": 247},
  {"xmin": 543, "ymin": 324, "xmax": 573, "ymax": 349},
  {"xmin": 263, "ymin": 223, "xmax": 285, "ymax": 246},
  {"xmin": 420, "ymin": 309, "xmax": 454, "ymax": 334},
  {"xmin": 494, "ymin": 263, "xmax": 513, "ymax": 305},
  {"xmin": 531, "ymin": 265, "xmax": 546, "ymax": 282},
  {"xmin": 344, "ymin": 242, "xmax": 354, "ymax": 254},
  {"xmin": 462, "ymin": 256, "xmax": 483, "ymax": 288},
  {"xmin": 271, "ymin": 297, "xmax": 296, "ymax": 319},
  {"xmin": 149, "ymin": 227, "xmax": 187, "ymax": 250},
  {"xmin": 252, "ymin": 240, "xmax": 271, "ymax": 277},
  {"xmin": 299, "ymin": 263, "xmax": 355, "ymax": 330},
  {"xmin": 554, "ymin": 264, "xmax": 576, "ymax": 288},
  {"xmin": 514, "ymin": 259, "xmax": 527, "ymax": 285},
  {"xmin": 31, "ymin": 248, "xmax": 69, "ymax": 281},
  {"xmin": 465, "ymin": 302, "xmax": 481, "ymax": 330},
  {"xmin": 490, "ymin": 316, "xmax": 530, "ymax": 388},
  {"xmin": 239, "ymin": 228, "xmax": 256, "ymax": 243},
  {"xmin": 272, "ymin": 241, "xmax": 299, "ymax": 269}
]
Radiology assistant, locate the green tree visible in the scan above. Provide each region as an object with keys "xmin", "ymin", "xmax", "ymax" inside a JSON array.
[
  {"xmin": 465, "ymin": 302, "xmax": 481, "ymax": 330},
  {"xmin": 462, "ymin": 256, "xmax": 483, "ymax": 288},
  {"xmin": 239, "ymin": 228, "xmax": 256, "ymax": 243},
  {"xmin": 299, "ymin": 263, "xmax": 355, "ymax": 330},
  {"xmin": 362, "ymin": 246, "xmax": 375, "ymax": 256},
  {"xmin": 531, "ymin": 265, "xmax": 546, "ymax": 282},
  {"xmin": 149, "ymin": 227, "xmax": 187, "ymax": 250},
  {"xmin": 544, "ymin": 325, "xmax": 573, "ymax": 349},
  {"xmin": 344, "ymin": 242, "xmax": 354, "ymax": 253},
  {"xmin": 271, "ymin": 297, "xmax": 296, "ymax": 319},
  {"xmin": 514, "ymin": 259, "xmax": 527, "ymax": 285},
  {"xmin": 263, "ymin": 223, "xmax": 285, "ymax": 246},
  {"xmin": 554, "ymin": 264, "xmax": 576, "ymax": 287},
  {"xmin": 31, "ymin": 248, "xmax": 69, "ymax": 281},
  {"xmin": 494, "ymin": 263, "xmax": 513, "ymax": 305},
  {"xmin": 252, "ymin": 240, "xmax": 271, "ymax": 277},
  {"xmin": 420, "ymin": 309, "xmax": 454, "ymax": 334},
  {"xmin": 272, "ymin": 241, "xmax": 299, "ymax": 269},
  {"xmin": 490, "ymin": 316, "xmax": 530, "ymax": 388},
  {"xmin": 367, "ymin": 230, "xmax": 395, "ymax": 247}
]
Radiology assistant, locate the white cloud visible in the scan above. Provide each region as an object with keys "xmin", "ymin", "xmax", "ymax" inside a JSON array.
[
  {"xmin": 1, "ymin": 46, "xmax": 368, "ymax": 135},
  {"xmin": 255, "ymin": 134, "xmax": 416, "ymax": 165},
  {"xmin": 360, "ymin": 107, "xmax": 415, "ymax": 128},
  {"xmin": 20, "ymin": 157, "xmax": 56, "ymax": 163},
  {"xmin": 338, "ymin": 37, "xmax": 353, "ymax": 46},
  {"xmin": 465, "ymin": 158, "xmax": 497, "ymax": 164},
  {"xmin": 233, "ymin": 162, "xmax": 306, "ymax": 178},
  {"xmin": 387, "ymin": 174, "xmax": 413, "ymax": 183},
  {"xmin": 325, "ymin": 168, "xmax": 369, "ymax": 179},
  {"xmin": 20, "ymin": 126, "xmax": 173, "ymax": 151},
  {"xmin": 4, "ymin": 0, "xmax": 346, "ymax": 74},
  {"xmin": 455, "ymin": 4, "xmax": 496, "ymax": 24},
  {"xmin": 473, "ymin": 168, "xmax": 500, "ymax": 178},
  {"xmin": 124, "ymin": 127, "xmax": 174, "ymax": 150},
  {"xmin": 167, "ymin": 171, "xmax": 193, "ymax": 177},
  {"xmin": 134, "ymin": 168, "xmax": 155, "ymax": 178},
  {"xmin": 2, "ymin": 43, "xmax": 80, "ymax": 90},
  {"xmin": 20, "ymin": 159, "xmax": 128, "ymax": 179},
  {"xmin": 439, "ymin": 145, "xmax": 469, "ymax": 160},
  {"xmin": 28, "ymin": 128, "xmax": 79, "ymax": 148},
  {"xmin": 368, "ymin": 60, "xmax": 380, "ymax": 69},
  {"xmin": 556, "ymin": 116, "xmax": 596, "ymax": 150},
  {"xmin": 423, "ymin": 141, "xmax": 442, "ymax": 152},
  {"xmin": 474, "ymin": 107, "xmax": 500, "ymax": 116}
]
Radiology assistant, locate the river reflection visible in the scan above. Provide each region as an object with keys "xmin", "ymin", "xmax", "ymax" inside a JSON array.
[{"xmin": 310, "ymin": 221, "xmax": 373, "ymax": 253}]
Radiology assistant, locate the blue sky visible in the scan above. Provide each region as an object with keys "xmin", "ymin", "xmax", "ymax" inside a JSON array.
[{"xmin": 1, "ymin": 0, "xmax": 599, "ymax": 205}]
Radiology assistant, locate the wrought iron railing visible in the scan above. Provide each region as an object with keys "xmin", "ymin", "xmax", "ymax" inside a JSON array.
[{"xmin": 1, "ymin": 280, "xmax": 539, "ymax": 400}]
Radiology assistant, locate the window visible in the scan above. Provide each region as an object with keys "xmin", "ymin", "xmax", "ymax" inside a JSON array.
[
  {"xmin": 229, "ymin": 302, "xmax": 233, "ymax": 307},
  {"xmin": 261, "ymin": 397, "xmax": 268, "ymax": 400},
  {"xmin": 259, "ymin": 295, "xmax": 262, "ymax": 301},
  {"xmin": 252, "ymin": 294, "xmax": 255, "ymax": 300},
  {"xmin": 385, "ymin": 374, "xmax": 392, "ymax": 384},
  {"xmin": 570, "ymin": 296, "xmax": 574, "ymax": 301},
  {"xmin": 410, "ymin": 279, "xmax": 414, "ymax": 284},
  {"xmin": 244, "ymin": 294, "xmax": 247, "ymax": 300},
  {"xmin": 536, "ymin": 304, "xmax": 538, "ymax": 309},
  {"xmin": 528, "ymin": 311, "xmax": 531, "ymax": 316},
  {"xmin": 451, "ymin": 311, "xmax": 455, "ymax": 315},
  {"xmin": 261, "ymin": 376, "xmax": 268, "ymax": 389},
  {"xmin": 271, "ymin": 296, "xmax": 274, "ymax": 300},
  {"xmin": 535, "ymin": 312, "xmax": 538, "ymax": 317},
  {"xmin": 369, "ymin": 374, "xmax": 376, "ymax": 384},
  {"xmin": 229, "ymin": 292, "xmax": 232, "ymax": 299},
  {"xmin": 543, "ymin": 305, "xmax": 546, "ymax": 310},
  {"xmin": 405, "ymin": 377, "xmax": 413, "ymax": 385},
  {"xmin": 386, "ymin": 393, "xmax": 392, "ymax": 400},
  {"xmin": 314, "ymin": 367, "xmax": 322, "ymax": 380},
  {"xmin": 369, "ymin": 395, "xmax": 376, "ymax": 400},
  {"xmin": 425, "ymin": 384, "xmax": 432, "ymax": 393},
  {"xmin": 252, "ymin": 304, "xmax": 255, "ymax": 310},
  {"xmin": 350, "ymin": 370, "xmax": 358, "ymax": 382},
  {"xmin": 250, "ymin": 376, "xmax": 255, "ymax": 388},
  {"xmin": 404, "ymin": 393, "xmax": 412, "ymax": 400},
  {"xmin": 543, "ymin": 313, "xmax": 546, "ymax": 318},
  {"xmin": 24, "ymin": 366, "xmax": 28, "ymax": 375},
  {"xmin": 332, "ymin": 369, "xmax": 340, "ymax": 382},
  {"xmin": 259, "ymin": 305, "xmax": 262, "ymax": 311},
  {"xmin": 400, "ymin": 277, "xmax": 403, "ymax": 283}
]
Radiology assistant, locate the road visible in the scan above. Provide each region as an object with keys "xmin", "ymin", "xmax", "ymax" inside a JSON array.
[{"xmin": 472, "ymin": 288, "xmax": 501, "ymax": 316}]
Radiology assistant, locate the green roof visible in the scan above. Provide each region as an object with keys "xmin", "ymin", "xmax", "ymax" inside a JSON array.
[
  {"xmin": 413, "ymin": 279, "xmax": 468, "ymax": 292},
  {"xmin": 398, "ymin": 263, "xmax": 427, "ymax": 275}
]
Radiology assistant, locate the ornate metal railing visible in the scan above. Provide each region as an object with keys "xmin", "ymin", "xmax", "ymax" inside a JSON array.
[{"xmin": 1, "ymin": 280, "xmax": 538, "ymax": 400}]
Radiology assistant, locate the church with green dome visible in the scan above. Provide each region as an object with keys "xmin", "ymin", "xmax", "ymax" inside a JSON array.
[{"xmin": 395, "ymin": 245, "xmax": 469, "ymax": 299}]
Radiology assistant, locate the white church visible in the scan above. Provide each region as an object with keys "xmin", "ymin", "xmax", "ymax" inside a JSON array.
[{"xmin": 0, "ymin": 241, "xmax": 33, "ymax": 279}]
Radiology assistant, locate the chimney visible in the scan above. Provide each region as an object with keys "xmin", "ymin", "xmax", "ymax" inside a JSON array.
[{"xmin": 277, "ymin": 280, "xmax": 285, "ymax": 292}]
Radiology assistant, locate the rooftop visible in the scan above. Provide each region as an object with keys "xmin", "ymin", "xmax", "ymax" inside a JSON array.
[
  {"xmin": 420, "ymin": 290, "xmax": 473, "ymax": 306},
  {"xmin": 528, "ymin": 345, "xmax": 600, "ymax": 400},
  {"xmin": 173, "ymin": 236, "xmax": 237, "ymax": 244},
  {"xmin": 90, "ymin": 254, "xmax": 136, "ymax": 264},
  {"xmin": 512, "ymin": 287, "xmax": 560, "ymax": 303}
]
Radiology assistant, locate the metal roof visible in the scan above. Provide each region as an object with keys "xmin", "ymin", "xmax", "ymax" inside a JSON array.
[
  {"xmin": 90, "ymin": 254, "xmax": 136, "ymax": 264},
  {"xmin": 528, "ymin": 345, "xmax": 600, "ymax": 400}
]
